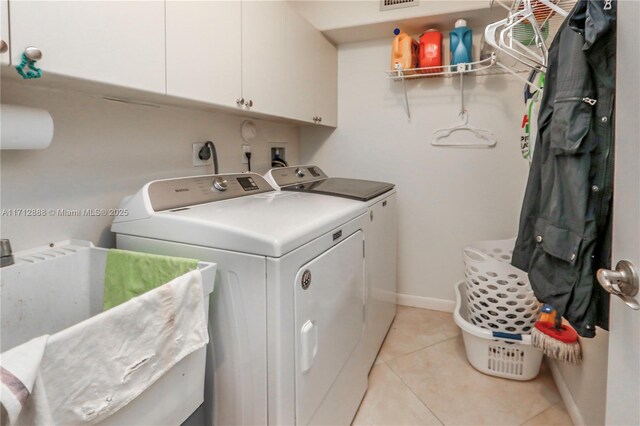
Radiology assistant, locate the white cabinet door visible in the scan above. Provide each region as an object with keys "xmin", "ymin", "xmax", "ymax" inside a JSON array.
[
  {"xmin": 9, "ymin": 1, "xmax": 165, "ymax": 93},
  {"xmin": 241, "ymin": 1, "xmax": 288, "ymax": 116},
  {"xmin": 314, "ymin": 33, "xmax": 338, "ymax": 127},
  {"xmin": 0, "ymin": 0, "xmax": 9, "ymax": 65},
  {"xmin": 284, "ymin": 5, "xmax": 338, "ymax": 126},
  {"xmin": 284, "ymin": 4, "xmax": 316, "ymax": 123},
  {"xmin": 166, "ymin": 1, "xmax": 241, "ymax": 107}
]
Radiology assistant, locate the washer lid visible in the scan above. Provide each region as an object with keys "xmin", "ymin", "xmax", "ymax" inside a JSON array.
[
  {"xmin": 112, "ymin": 176, "xmax": 365, "ymax": 257},
  {"xmin": 264, "ymin": 165, "xmax": 395, "ymax": 202},
  {"xmin": 282, "ymin": 177, "xmax": 395, "ymax": 202}
]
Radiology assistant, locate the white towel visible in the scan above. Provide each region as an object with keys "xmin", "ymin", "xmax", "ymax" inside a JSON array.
[{"xmin": 1, "ymin": 270, "xmax": 208, "ymax": 425}]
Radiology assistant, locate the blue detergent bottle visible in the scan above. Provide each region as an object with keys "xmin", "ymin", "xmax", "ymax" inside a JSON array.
[{"xmin": 450, "ymin": 19, "xmax": 472, "ymax": 70}]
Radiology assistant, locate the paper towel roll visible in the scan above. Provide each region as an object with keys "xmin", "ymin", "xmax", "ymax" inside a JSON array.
[{"xmin": 1, "ymin": 104, "xmax": 54, "ymax": 150}]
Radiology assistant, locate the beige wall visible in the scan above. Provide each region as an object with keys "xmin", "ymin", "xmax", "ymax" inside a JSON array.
[
  {"xmin": 288, "ymin": 0, "xmax": 504, "ymax": 44},
  {"xmin": 0, "ymin": 81, "xmax": 300, "ymax": 251},
  {"xmin": 300, "ymin": 35, "xmax": 530, "ymax": 303},
  {"xmin": 298, "ymin": 30, "xmax": 609, "ymax": 425},
  {"xmin": 549, "ymin": 330, "xmax": 609, "ymax": 425},
  {"xmin": 290, "ymin": 0, "xmax": 488, "ymax": 31}
]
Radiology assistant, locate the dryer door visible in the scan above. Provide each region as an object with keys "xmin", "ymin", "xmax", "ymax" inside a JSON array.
[{"xmin": 294, "ymin": 230, "xmax": 364, "ymax": 425}]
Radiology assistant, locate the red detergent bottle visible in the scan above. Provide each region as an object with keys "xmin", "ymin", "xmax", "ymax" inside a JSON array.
[{"xmin": 419, "ymin": 29, "xmax": 443, "ymax": 73}]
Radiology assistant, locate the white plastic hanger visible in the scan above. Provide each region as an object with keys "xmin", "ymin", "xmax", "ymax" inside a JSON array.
[
  {"xmin": 485, "ymin": 16, "xmax": 547, "ymax": 71},
  {"xmin": 431, "ymin": 72, "xmax": 497, "ymax": 148}
]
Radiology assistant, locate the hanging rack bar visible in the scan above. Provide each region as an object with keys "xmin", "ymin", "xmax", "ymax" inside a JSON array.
[
  {"xmin": 458, "ymin": 68, "xmax": 465, "ymax": 116},
  {"xmin": 431, "ymin": 67, "xmax": 497, "ymax": 148},
  {"xmin": 535, "ymin": 0, "xmax": 571, "ymax": 18},
  {"xmin": 394, "ymin": 64, "xmax": 412, "ymax": 120},
  {"xmin": 494, "ymin": 62, "xmax": 542, "ymax": 91},
  {"xmin": 402, "ymin": 77, "xmax": 411, "ymax": 121}
]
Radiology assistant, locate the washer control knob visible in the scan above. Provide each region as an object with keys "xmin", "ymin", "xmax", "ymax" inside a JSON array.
[
  {"xmin": 295, "ymin": 168, "xmax": 306, "ymax": 178},
  {"xmin": 212, "ymin": 177, "xmax": 228, "ymax": 192}
]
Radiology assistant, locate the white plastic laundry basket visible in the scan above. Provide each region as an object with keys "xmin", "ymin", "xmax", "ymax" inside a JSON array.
[
  {"xmin": 463, "ymin": 238, "xmax": 539, "ymax": 334},
  {"xmin": 454, "ymin": 281, "xmax": 543, "ymax": 380}
]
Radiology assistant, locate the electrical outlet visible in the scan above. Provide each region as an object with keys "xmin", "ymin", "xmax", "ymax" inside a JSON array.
[
  {"xmin": 241, "ymin": 144, "xmax": 251, "ymax": 164},
  {"xmin": 192, "ymin": 143, "xmax": 210, "ymax": 167}
]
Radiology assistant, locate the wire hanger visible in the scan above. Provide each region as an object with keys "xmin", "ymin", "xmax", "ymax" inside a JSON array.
[{"xmin": 432, "ymin": 71, "xmax": 497, "ymax": 148}]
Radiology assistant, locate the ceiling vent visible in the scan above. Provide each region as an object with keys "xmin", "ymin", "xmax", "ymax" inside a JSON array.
[{"xmin": 380, "ymin": 0, "xmax": 419, "ymax": 11}]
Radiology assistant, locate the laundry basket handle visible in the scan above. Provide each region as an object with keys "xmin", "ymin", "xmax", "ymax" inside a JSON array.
[
  {"xmin": 492, "ymin": 331, "xmax": 523, "ymax": 341},
  {"xmin": 463, "ymin": 247, "xmax": 491, "ymax": 262}
]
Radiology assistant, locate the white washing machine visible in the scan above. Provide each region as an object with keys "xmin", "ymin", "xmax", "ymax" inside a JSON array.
[
  {"xmin": 111, "ymin": 173, "xmax": 369, "ymax": 425},
  {"xmin": 264, "ymin": 165, "xmax": 397, "ymax": 371}
]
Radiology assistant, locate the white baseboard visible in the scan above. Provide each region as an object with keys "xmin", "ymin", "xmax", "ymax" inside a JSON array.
[
  {"xmin": 396, "ymin": 293, "xmax": 455, "ymax": 313},
  {"xmin": 546, "ymin": 358, "xmax": 585, "ymax": 426}
]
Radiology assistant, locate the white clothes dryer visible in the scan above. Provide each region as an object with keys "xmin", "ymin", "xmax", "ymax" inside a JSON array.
[
  {"xmin": 111, "ymin": 173, "xmax": 369, "ymax": 425},
  {"xmin": 264, "ymin": 166, "xmax": 397, "ymax": 372}
]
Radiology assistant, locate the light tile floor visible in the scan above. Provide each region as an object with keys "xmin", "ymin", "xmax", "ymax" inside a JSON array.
[{"xmin": 353, "ymin": 306, "xmax": 573, "ymax": 426}]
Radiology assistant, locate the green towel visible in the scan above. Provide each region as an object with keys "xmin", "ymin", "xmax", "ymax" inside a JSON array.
[{"xmin": 103, "ymin": 249, "xmax": 199, "ymax": 311}]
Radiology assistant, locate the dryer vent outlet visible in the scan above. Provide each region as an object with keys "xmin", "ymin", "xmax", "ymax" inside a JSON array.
[
  {"xmin": 380, "ymin": 0, "xmax": 419, "ymax": 11},
  {"xmin": 271, "ymin": 147, "xmax": 286, "ymax": 162}
]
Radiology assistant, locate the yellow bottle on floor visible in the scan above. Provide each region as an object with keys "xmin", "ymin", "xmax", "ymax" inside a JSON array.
[
  {"xmin": 539, "ymin": 304, "xmax": 556, "ymax": 324},
  {"xmin": 391, "ymin": 28, "xmax": 419, "ymax": 74}
]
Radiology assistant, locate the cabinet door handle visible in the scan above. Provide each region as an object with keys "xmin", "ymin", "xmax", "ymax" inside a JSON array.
[
  {"xmin": 0, "ymin": 40, "xmax": 8, "ymax": 54},
  {"xmin": 236, "ymin": 97, "xmax": 245, "ymax": 106},
  {"xmin": 24, "ymin": 46, "xmax": 43, "ymax": 60},
  {"xmin": 16, "ymin": 47, "xmax": 43, "ymax": 79},
  {"xmin": 246, "ymin": 99, "xmax": 253, "ymax": 108}
]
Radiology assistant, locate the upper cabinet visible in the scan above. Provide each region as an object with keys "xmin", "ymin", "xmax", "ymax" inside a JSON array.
[
  {"xmin": 241, "ymin": 1, "xmax": 289, "ymax": 117},
  {"xmin": 0, "ymin": 0, "xmax": 9, "ymax": 65},
  {"xmin": 165, "ymin": 1, "xmax": 336, "ymax": 125},
  {"xmin": 166, "ymin": 1, "xmax": 242, "ymax": 106},
  {"xmin": 4, "ymin": 1, "xmax": 337, "ymax": 127},
  {"xmin": 285, "ymin": 4, "xmax": 320, "ymax": 123},
  {"xmin": 314, "ymin": 32, "xmax": 338, "ymax": 127},
  {"xmin": 165, "ymin": 0, "xmax": 289, "ymax": 115},
  {"xmin": 8, "ymin": 1, "xmax": 165, "ymax": 93},
  {"xmin": 285, "ymin": 6, "xmax": 338, "ymax": 126}
]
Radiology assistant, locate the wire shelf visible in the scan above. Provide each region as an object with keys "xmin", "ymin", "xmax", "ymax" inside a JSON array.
[
  {"xmin": 492, "ymin": 0, "xmax": 576, "ymax": 28},
  {"xmin": 385, "ymin": 55, "xmax": 528, "ymax": 82},
  {"xmin": 384, "ymin": 53, "xmax": 533, "ymax": 121}
]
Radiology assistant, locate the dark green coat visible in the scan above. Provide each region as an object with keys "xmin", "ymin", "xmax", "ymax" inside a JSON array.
[{"xmin": 512, "ymin": 0, "xmax": 616, "ymax": 338}]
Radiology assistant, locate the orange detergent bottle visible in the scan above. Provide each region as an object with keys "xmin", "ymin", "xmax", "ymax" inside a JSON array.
[
  {"xmin": 419, "ymin": 29, "xmax": 443, "ymax": 73},
  {"xmin": 391, "ymin": 28, "xmax": 419, "ymax": 74}
]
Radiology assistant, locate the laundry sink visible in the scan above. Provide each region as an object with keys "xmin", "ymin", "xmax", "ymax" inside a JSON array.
[{"xmin": 0, "ymin": 240, "xmax": 215, "ymax": 425}]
